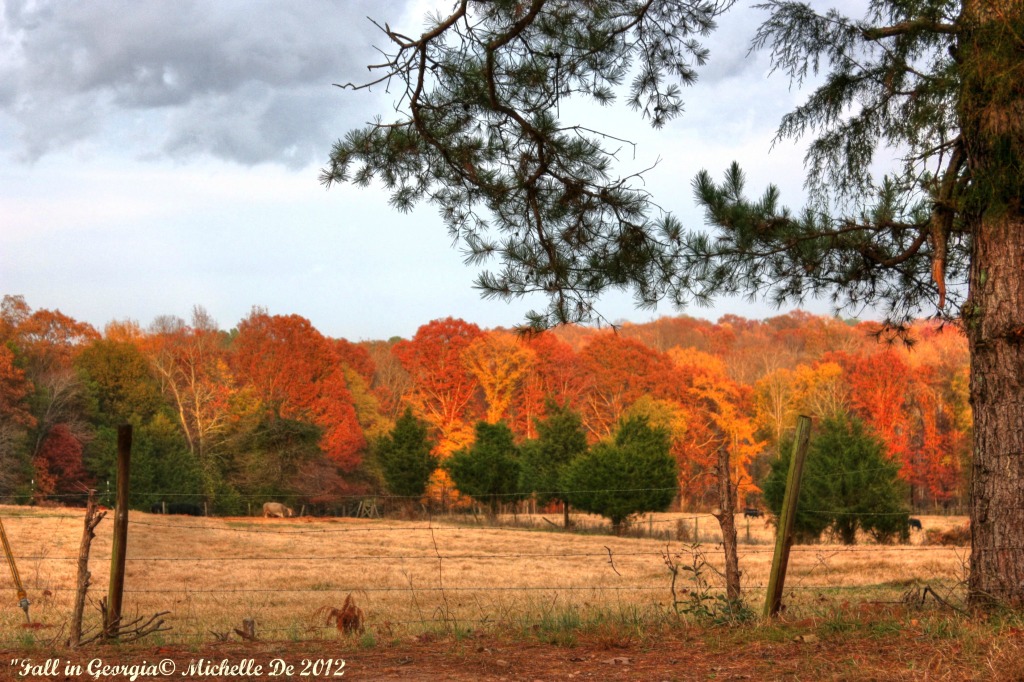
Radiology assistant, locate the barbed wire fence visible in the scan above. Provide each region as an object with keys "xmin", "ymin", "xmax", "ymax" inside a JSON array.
[{"xmin": 0, "ymin": 490, "xmax": 972, "ymax": 646}]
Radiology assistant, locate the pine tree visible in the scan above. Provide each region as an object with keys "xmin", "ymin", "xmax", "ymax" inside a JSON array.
[
  {"xmin": 377, "ymin": 407, "xmax": 438, "ymax": 500},
  {"xmin": 444, "ymin": 421, "xmax": 522, "ymax": 515},
  {"xmin": 325, "ymin": 0, "xmax": 1024, "ymax": 604},
  {"xmin": 763, "ymin": 414, "xmax": 910, "ymax": 544},
  {"xmin": 561, "ymin": 415, "xmax": 677, "ymax": 533},
  {"xmin": 519, "ymin": 401, "xmax": 589, "ymax": 526}
]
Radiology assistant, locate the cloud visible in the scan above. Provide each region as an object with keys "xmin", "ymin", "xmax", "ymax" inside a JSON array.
[{"xmin": 0, "ymin": 0, "xmax": 397, "ymax": 166}]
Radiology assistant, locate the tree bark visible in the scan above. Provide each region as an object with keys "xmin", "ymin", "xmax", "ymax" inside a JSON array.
[
  {"xmin": 961, "ymin": 0, "xmax": 1024, "ymax": 606},
  {"xmin": 966, "ymin": 210, "xmax": 1024, "ymax": 605},
  {"xmin": 712, "ymin": 444, "xmax": 742, "ymax": 602},
  {"xmin": 71, "ymin": 492, "xmax": 105, "ymax": 647}
]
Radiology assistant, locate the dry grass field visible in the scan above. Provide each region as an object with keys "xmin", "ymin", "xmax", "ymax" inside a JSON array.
[{"xmin": 0, "ymin": 504, "xmax": 972, "ymax": 648}]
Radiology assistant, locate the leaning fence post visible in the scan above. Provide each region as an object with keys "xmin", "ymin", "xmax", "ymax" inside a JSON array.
[
  {"xmin": 764, "ymin": 415, "xmax": 811, "ymax": 618},
  {"xmin": 106, "ymin": 424, "xmax": 132, "ymax": 638}
]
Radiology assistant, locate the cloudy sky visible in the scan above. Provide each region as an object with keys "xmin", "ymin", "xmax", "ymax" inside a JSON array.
[{"xmin": 0, "ymin": 0, "xmax": 845, "ymax": 341}]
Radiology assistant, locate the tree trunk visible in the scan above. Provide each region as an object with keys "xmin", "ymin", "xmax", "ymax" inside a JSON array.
[
  {"xmin": 961, "ymin": 0, "xmax": 1024, "ymax": 607},
  {"xmin": 712, "ymin": 444, "xmax": 742, "ymax": 602},
  {"xmin": 966, "ymin": 210, "xmax": 1024, "ymax": 605},
  {"xmin": 72, "ymin": 492, "xmax": 105, "ymax": 647}
]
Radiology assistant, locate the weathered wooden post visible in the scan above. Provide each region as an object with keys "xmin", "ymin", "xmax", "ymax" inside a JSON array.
[
  {"xmin": 764, "ymin": 415, "xmax": 811, "ymax": 618},
  {"xmin": 72, "ymin": 490, "xmax": 105, "ymax": 646},
  {"xmin": 106, "ymin": 424, "xmax": 132, "ymax": 638},
  {"xmin": 0, "ymin": 514, "xmax": 30, "ymax": 623}
]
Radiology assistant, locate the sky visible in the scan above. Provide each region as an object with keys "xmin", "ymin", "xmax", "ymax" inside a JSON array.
[{"xmin": 0, "ymin": 0, "xmax": 852, "ymax": 341}]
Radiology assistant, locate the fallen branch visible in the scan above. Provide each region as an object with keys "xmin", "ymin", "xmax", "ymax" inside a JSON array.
[{"xmin": 81, "ymin": 610, "xmax": 171, "ymax": 646}]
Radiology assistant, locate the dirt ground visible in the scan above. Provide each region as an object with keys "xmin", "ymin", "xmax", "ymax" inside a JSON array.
[{"xmin": 4, "ymin": 617, "xmax": 1024, "ymax": 682}]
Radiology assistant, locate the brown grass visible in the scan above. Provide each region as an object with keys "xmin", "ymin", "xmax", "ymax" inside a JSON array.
[{"xmin": 0, "ymin": 505, "xmax": 972, "ymax": 645}]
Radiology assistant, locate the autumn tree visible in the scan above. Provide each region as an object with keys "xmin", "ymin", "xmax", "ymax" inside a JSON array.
[
  {"xmin": 232, "ymin": 311, "xmax": 365, "ymax": 471},
  {"xmin": 77, "ymin": 338, "xmax": 165, "ymax": 426},
  {"xmin": 363, "ymin": 339, "xmax": 414, "ymax": 421},
  {"xmin": 335, "ymin": 339, "xmax": 392, "ymax": 441},
  {"xmin": 462, "ymin": 331, "xmax": 536, "ymax": 424},
  {"xmin": 0, "ymin": 343, "xmax": 35, "ymax": 497},
  {"xmin": 77, "ymin": 336, "xmax": 203, "ymax": 508},
  {"xmin": 444, "ymin": 421, "xmax": 522, "ymax": 516},
  {"xmin": 146, "ymin": 308, "xmax": 235, "ymax": 462},
  {"xmin": 511, "ymin": 331, "xmax": 586, "ymax": 439},
  {"xmin": 0, "ymin": 299, "xmax": 99, "ymax": 500},
  {"xmin": 394, "ymin": 318, "xmax": 483, "ymax": 455},
  {"xmin": 577, "ymin": 333, "xmax": 676, "ymax": 440}
]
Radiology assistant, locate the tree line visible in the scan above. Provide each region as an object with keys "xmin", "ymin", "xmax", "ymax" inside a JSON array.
[{"xmin": 0, "ymin": 294, "xmax": 968, "ymax": 519}]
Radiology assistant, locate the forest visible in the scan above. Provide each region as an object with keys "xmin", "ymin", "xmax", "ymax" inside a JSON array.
[{"xmin": 0, "ymin": 294, "xmax": 969, "ymax": 515}]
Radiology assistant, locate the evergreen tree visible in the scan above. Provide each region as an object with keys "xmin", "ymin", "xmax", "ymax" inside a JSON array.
[
  {"xmin": 325, "ymin": 0, "xmax": 1024, "ymax": 604},
  {"xmin": 561, "ymin": 415, "xmax": 677, "ymax": 533},
  {"xmin": 444, "ymin": 421, "xmax": 522, "ymax": 516},
  {"xmin": 519, "ymin": 401, "xmax": 589, "ymax": 526},
  {"xmin": 377, "ymin": 407, "xmax": 438, "ymax": 500},
  {"xmin": 763, "ymin": 414, "xmax": 910, "ymax": 545}
]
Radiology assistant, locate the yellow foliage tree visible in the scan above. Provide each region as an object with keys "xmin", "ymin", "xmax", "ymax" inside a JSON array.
[{"xmin": 462, "ymin": 331, "xmax": 536, "ymax": 424}]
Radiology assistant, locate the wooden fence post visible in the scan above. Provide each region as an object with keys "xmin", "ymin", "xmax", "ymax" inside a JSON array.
[
  {"xmin": 764, "ymin": 415, "xmax": 811, "ymax": 618},
  {"xmin": 72, "ymin": 490, "xmax": 105, "ymax": 646},
  {"xmin": 106, "ymin": 424, "xmax": 132, "ymax": 638},
  {"xmin": 0, "ymin": 514, "xmax": 30, "ymax": 623}
]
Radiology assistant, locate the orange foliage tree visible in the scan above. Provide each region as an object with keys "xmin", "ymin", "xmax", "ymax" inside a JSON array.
[
  {"xmin": 670, "ymin": 348, "xmax": 763, "ymax": 509},
  {"xmin": 511, "ymin": 332, "xmax": 586, "ymax": 439},
  {"xmin": 232, "ymin": 311, "xmax": 365, "ymax": 470},
  {"xmin": 393, "ymin": 318, "xmax": 483, "ymax": 457}
]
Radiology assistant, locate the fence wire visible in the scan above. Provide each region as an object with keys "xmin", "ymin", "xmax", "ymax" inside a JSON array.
[{"xmin": 0, "ymin": 499, "xmax": 973, "ymax": 646}]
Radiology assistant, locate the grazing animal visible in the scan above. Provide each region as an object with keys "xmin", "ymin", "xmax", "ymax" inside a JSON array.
[
  {"xmin": 743, "ymin": 507, "xmax": 764, "ymax": 519},
  {"xmin": 150, "ymin": 503, "xmax": 163, "ymax": 514},
  {"xmin": 908, "ymin": 517, "xmax": 923, "ymax": 531},
  {"xmin": 166, "ymin": 502, "xmax": 203, "ymax": 516},
  {"xmin": 263, "ymin": 502, "xmax": 294, "ymax": 518}
]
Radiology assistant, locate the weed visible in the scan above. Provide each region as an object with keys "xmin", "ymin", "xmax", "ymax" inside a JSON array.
[{"xmin": 664, "ymin": 543, "xmax": 754, "ymax": 625}]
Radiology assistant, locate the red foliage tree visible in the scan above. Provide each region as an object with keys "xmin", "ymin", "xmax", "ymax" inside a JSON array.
[
  {"xmin": 577, "ymin": 333, "xmax": 677, "ymax": 441},
  {"xmin": 511, "ymin": 331, "xmax": 586, "ymax": 438},
  {"xmin": 830, "ymin": 350, "xmax": 914, "ymax": 472},
  {"xmin": 33, "ymin": 423, "xmax": 90, "ymax": 500}
]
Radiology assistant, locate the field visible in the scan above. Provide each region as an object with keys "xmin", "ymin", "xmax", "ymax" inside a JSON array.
[{"xmin": 3, "ymin": 505, "xmax": 1021, "ymax": 680}]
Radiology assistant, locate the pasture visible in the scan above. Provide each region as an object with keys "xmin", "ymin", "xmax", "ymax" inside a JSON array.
[{"xmin": 0, "ymin": 505, "xmax": 972, "ymax": 646}]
